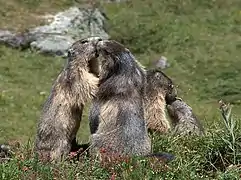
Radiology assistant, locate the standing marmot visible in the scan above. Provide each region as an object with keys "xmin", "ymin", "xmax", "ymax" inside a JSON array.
[
  {"xmin": 34, "ymin": 37, "xmax": 102, "ymax": 161},
  {"xmin": 167, "ymin": 99, "xmax": 204, "ymax": 136},
  {"xmin": 145, "ymin": 69, "xmax": 178, "ymax": 133},
  {"xmin": 89, "ymin": 40, "xmax": 151, "ymax": 157}
]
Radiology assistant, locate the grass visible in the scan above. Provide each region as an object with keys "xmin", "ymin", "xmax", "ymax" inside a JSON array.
[
  {"xmin": 0, "ymin": 0, "xmax": 241, "ymax": 179},
  {"xmin": 0, "ymin": 106, "xmax": 240, "ymax": 179}
]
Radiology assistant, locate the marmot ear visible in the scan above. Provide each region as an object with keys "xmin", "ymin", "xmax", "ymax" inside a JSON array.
[
  {"xmin": 125, "ymin": 48, "xmax": 130, "ymax": 52},
  {"xmin": 169, "ymin": 84, "xmax": 174, "ymax": 89}
]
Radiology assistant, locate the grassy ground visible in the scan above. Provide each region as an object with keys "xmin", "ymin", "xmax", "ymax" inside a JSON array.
[{"xmin": 0, "ymin": 0, "xmax": 241, "ymax": 179}]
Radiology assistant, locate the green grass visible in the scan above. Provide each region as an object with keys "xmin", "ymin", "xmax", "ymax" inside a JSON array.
[
  {"xmin": 0, "ymin": 0, "xmax": 241, "ymax": 179},
  {"xmin": 0, "ymin": 46, "xmax": 91, "ymax": 144},
  {"xmin": 0, "ymin": 109, "xmax": 240, "ymax": 179}
]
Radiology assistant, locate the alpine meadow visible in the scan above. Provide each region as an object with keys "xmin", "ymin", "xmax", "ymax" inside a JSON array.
[{"xmin": 0, "ymin": 0, "xmax": 241, "ymax": 179}]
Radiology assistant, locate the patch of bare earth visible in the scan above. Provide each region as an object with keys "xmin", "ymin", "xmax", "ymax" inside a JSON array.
[{"xmin": 0, "ymin": 0, "xmax": 75, "ymax": 31}]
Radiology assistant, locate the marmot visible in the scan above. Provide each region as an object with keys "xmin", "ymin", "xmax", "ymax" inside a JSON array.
[
  {"xmin": 166, "ymin": 99, "xmax": 205, "ymax": 136},
  {"xmin": 0, "ymin": 144, "xmax": 11, "ymax": 163},
  {"xmin": 34, "ymin": 37, "xmax": 102, "ymax": 161},
  {"xmin": 88, "ymin": 40, "xmax": 151, "ymax": 157},
  {"xmin": 144, "ymin": 69, "xmax": 178, "ymax": 133}
]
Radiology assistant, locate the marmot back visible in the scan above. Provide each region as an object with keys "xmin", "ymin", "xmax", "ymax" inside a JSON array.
[
  {"xmin": 167, "ymin": 99, "xmax": 205, "ymax": 136},
  {"xmin": 89, "ymin": 40, "xmax": 151, "ymax": 157},
  {"xmin": 145, "ymin": 69, "xmax": 177, "ymax": 133}
]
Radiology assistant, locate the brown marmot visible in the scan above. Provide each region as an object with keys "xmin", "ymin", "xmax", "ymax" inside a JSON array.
[
  {"xmin": 34, "ymin": 37, "xmax": 102, "ymax": 161},
  {"xmin": 144, "ymin": 69, "xmax": 178, "ymax": 134},
  {"xmin": 166, "ymin": 99, "xmax": 205, "ymax": 136},
  {"xmin": 88, "ymin": 40, "xmax": 151, "ymax": 157}
]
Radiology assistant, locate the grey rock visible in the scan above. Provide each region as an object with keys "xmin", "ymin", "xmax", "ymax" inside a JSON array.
[
  {"xmin": 0, "ymin": 30, "xmax": 34, "ymax": 49},
  {"xmin": 30, "ymin": 35, "xmax": 75, "ymax": 56},
  {"xmin": 29, "ymin": 7, "xmax": 109, "ymax": 56},
  {"xmin": 0, "ymin": 30, "xmax": 15, "ymax": 40},
  {"xmin": 0, "ymin": 6, "xmax": 109, "ymax": 56}
]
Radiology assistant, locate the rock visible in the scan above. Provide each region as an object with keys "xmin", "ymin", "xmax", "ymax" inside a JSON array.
[
  {"xmin": 0, "ymin": 6, "xmax": 109, "ymax": 56},
  {"xmin": 30, "ymin": 35, "xmax": 75, "ymax": 56},
  {"xmin": 153, "ymin": 56, "xmax": 170, "ymax": 69},
  {"xmin": 0, "ymin": 30, "xmax": 35, "ymax": 50},
  {"xmin": 0, "ymin": 30, "xmax": 15, "ymax": 40},
  {"xmin": 29, "ymin": 7, "xmax": 109, "ymax": 56}
]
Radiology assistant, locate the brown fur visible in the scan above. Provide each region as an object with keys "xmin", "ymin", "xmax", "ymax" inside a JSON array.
[
  {"xmin": 34, "ymin": 37, "xmax": 102, "ymax": 161},
  {"xmin": 88, "ymin": 40, "xmax": 151, "ymax": 158},
  {"xmin": 144, "ymin": 69, "xmax": 177, "ymax": 133}
]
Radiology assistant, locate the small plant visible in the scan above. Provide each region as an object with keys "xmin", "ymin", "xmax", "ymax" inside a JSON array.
[{"xmin": 218, "ymin": 100, "xmax": 241, "ymax": 165}]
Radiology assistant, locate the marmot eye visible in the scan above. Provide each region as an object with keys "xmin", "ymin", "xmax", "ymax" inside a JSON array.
[
  {"xmin": 155, "ymin": 73, "xmax": 160, "ymax": 78},
  {"xmin": 169, "ymin": 84, "xmax": 174, "ymax": 89},
  {"xmin": 81, "ymin": 39, "xmax": 88, "ymax": 44},
  {"xmin": 67, "ymin": 51, "xmax": 71, "ymax": 57}
]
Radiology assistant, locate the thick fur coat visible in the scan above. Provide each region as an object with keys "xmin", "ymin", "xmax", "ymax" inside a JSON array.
[
  {"xmin": 35, "ymin": 37, "xmax": 101, "ymax": 161},
  {"xmin": 89, "ymin": 40, "xmax": 151, "ymax": 157},
  {"xmin": 145, "ymin": 69, "xmax": 177, "ymax": 133}
]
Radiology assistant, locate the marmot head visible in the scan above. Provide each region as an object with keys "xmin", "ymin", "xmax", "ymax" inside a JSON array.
[
  {"xmin": 147, "ymin": 69, "xmax": 177, "ymax": 104},
  {"xmin": 67, "ymin": 37, "xmax": 103, "ymax": 77},
  {"xmin": 96, "ymin": 40, "xmax": 141, "ymax": 82}
]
